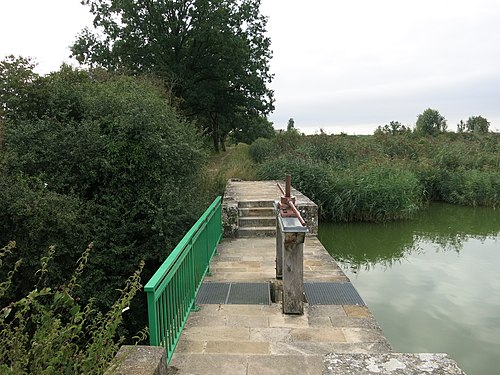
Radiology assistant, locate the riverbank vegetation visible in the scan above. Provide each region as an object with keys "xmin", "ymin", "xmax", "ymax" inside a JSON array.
[
  {"xmin": 0, "ymin": 60, "xmax": 210, "ymax": 340},
  {"xmin": 251, "ymin": 129, "xmax": 499, "ymax": 221}
]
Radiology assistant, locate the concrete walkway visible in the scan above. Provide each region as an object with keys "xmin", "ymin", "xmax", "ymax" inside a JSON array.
[{"xmin": 168, "ymin": 236, "xmax": 391, "ymax": 374}]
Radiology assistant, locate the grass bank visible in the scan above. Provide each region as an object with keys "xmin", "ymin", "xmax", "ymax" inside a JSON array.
[{"xmin": 203, "ymin": 143, "xmax": 257, "ymax": 197}]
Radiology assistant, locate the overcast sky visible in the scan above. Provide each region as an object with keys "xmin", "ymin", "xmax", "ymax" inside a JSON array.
[{"xmin": 1, "ymin": 0, "xmax": 499, "ymax": 133}]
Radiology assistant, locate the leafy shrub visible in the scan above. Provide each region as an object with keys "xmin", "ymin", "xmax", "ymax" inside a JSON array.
[
  {"xmin": 273, "ymin": 130, "xmax": 304, "ymax": 153},
  {"xmin": 1, "ymin": 66, "xmax": 209, "ymax": 337},
  {"xmin": 250, "ymin": 137, "xmax": 275, "ymax": 163},
  {"xmin": 415, "ymin": 108, "xmax": 447, "ymax": 135},
  {"xmin": 466, "ymin": 116, "xmax": 490, "ymax": 133}
]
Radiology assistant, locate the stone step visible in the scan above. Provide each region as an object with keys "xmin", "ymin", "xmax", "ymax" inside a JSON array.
[
  {"xmin": 238, "ymin": 216, "xmax": 276, "ymax": 228},
  {"xmin": 238, "ymin": 207, "xmax": 276, "ymax": 217},
  {"xmin": 238, "ymin": 226, "xmax": 276, "ymax": 237},
  {"xmin": 238, "ymin": 200, "xmax": 275, "ymax": 208}
]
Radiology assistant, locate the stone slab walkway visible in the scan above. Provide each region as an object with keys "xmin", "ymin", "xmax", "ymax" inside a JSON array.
[
  {"xmin": 207, "ymin": 237, "xmax": 348, "ymax": 283},
  {"xmin": 166, "ymin": 181, "xmax": 466, "ymax": 374},
  {"xmin": 168, "ymin": 237, "xmax": 391, "ymax": 375}
]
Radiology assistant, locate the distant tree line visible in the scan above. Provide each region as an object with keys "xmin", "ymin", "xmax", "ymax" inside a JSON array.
[{"xmin": 375, "ymin": 108, "xmax": 491, "ymax": 136}]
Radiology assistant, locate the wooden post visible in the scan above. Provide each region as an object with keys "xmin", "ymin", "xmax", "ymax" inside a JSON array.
[{"xmin": 278, "ymin": 216, "xmax": 308, "ymax": 314}]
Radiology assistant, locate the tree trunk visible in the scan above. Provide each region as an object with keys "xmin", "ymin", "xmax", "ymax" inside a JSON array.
[
  {"xmin": 212, "ymin": 130, "xmax": 219, "ymax": 152},
  {"xmin": 211, "ymin": 113, "xmax": 220, "ymax": 152},
  {"xmin": 220, "ymin": 136, "xmax": 226, "ymax": 152}
]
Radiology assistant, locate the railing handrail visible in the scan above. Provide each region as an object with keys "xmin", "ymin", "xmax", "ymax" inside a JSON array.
[
  {"xmin": 144, "ymin": 196, "xmax": 221, "ymax": 294},
  {"xmin": 144, "ymin": 196, "xmax": 222, "ymax": 362}
]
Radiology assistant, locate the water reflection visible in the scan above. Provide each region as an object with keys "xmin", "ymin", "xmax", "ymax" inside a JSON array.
[
  {"xmin": 318, "ymin": 203, "xmax": 500, "ymax": 375},
  {"xmin": 319, "ymin": 203, "xmax": 500, "ymax": 273}
]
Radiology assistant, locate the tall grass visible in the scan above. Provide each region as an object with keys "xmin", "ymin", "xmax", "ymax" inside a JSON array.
[
  {"xmin": 251, "ymin": 131, "xmax": 499, "ymax": 221},
  {"xmin": 203, "ymin": 143, "xmax": 258, "ymax": 197}
]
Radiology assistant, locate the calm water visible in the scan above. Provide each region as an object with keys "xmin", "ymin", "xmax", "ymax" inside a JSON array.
[{"xmin": 318, "ymin": 203, "xmax": 500, "ymax": 375}]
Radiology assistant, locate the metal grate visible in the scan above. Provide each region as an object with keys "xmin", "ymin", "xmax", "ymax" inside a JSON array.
[
  {"xmin": 196, "ymin": 282, "xmax": 270, "ymax": 305},
  {"xmin": 196, "ymin": 282, "xmax": 230, "ymax": 304},
  {"xmin": 227, "ymin": 283, "xmax": 271, "ymax": 305},
  {"xmin": 304, "ymin": 282, "xmax": 366, "ymax": 306}
]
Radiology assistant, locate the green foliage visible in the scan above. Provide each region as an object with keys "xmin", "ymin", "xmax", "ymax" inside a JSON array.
[
  {"xmin": 72, "ymin": 0, "xmax": 274, "ymax": 151},
  {"xmin": 457, "ymin": 119, "xmax": 466, "ymax": 133},
  {"xmin": 231, "ymin": 115, "xmax": 275, "ymax": 145},
  {"xmin": 253, "ymin": 131, "xmax": 500, "ymax": 221},
  {"xmin": 0, "ymin": 55, "xmax": 39, "ymax": 122},
  {"xmin": 374, "ymin": 121, "xmax": 411, "ymax": 135},
  {"xmin": 257, "ymin": 156, "xmax": 422, "ymax": 222},
  {"xmin": 0, "ymin": 63, "xmax": 209, "ymax": 337},
  {"xmin": 204, "ymin": 143, "xmax": 258, "ymax": 196},
  {"xmin": 436, "ymin": 170, "xmax": 500, "ymax": 207},
  {"xmin": 415, "ymin": 108, "xmax": 447, "ymax": 135},
  {"xmin": 249, "ymin": 137, "xmax": 275, "ymax": 163},
  {"xmin": 465, "ymin": 115, "xmax": 490, "ymax": 133},
  {"xmin": 0, "ymin": 175, "xmax": 89, "ymax": 302},
  {"xmin": 0, "ymin": 242, "xmax": 144, "ymax": 374},
  {"xmin": 273, "ymin": 129, "xmax": 304, "ymax": 153}
]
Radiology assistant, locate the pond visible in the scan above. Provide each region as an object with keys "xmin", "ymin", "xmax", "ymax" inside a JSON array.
[{"xmin": 318, "ymin": 203, "xmax": 500, "ymax": 375}]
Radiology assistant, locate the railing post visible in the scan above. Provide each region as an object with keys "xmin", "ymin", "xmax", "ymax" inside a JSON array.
[{"xmin": 146, "ymin": 291, "xmax": 159, "ymax": 346}]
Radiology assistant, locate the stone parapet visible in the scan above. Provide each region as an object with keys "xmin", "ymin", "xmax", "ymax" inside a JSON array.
[
  {"xmin": 106, "ymin": 346, "xmax": 166, "ymax": 375},
  {"xmin": 222, "ymin": 179, "xmax": 318, "ymax": 238},
  {"xmin": 323, "ymin": 353, "xmax": 466, "ymax": 375},
  {"xmin": 222, "ymin": 179, "xmax": 239, "ymax": 238}
]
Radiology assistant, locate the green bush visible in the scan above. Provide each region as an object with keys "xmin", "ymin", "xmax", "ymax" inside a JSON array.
[
  {"xmin": 249, "ymin": 137, "xmax": 275, "ymax": 163},
  {"xmin": 273, "ymin": 130, "xmax": 304, "ymax": 153},
  {"xmin": 1, "ymin": 66, "xmax": 209, "ymax": 337}
]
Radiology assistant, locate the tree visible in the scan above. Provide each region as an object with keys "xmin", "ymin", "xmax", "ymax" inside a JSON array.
[
  {"xmin": 231, "ymin": 114, "xmax": 274, "ymax": 144},
  {"xmin": 0, "ymin": 55, "xmax": 39, "ymax": 122},
  {"xmin": 72, "ymin": 0, "xmax": 274, "ymax": 152},
  {"xmin": 287, "ymin": 118, "xmax": 295, "ymax": 131},
  {"xmin": 415, "ymin": 108, "xmax": 447, "ymax": 135},
  {"xmin": 465, "ymin": 116, "xmax": 489, "ymax": 133},
  {"xmin": 375, "ymin": 121, "xmax": 410, "ymax": 135},
  {"xmin": 457, "ymin": 120, "xmax": 466, "ymax": 133}
]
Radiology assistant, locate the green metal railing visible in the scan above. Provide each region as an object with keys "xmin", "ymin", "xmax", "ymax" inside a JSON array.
[{"xmin": 144, "ymin": 196, "xmax": 222, "ymax": 362}]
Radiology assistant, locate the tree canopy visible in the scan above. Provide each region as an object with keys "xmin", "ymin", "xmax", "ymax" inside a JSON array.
[
  {"xmin": 72, "ymin": 0, "xmax": 275, "ymax": 151},
  {"xmin": 466, "ymin": 115, "xmax": 490, "ymax": 133},
  {"xmin": 415, "ymin": 108, "xmax": 447, "ymax": 135}
]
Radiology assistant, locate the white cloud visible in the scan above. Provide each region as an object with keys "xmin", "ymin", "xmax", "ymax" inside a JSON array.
[
  {"xmin": 1, "ymin": 0, "xmax": 499, "ymax": 133},
  {"xmin": 0, "ymin": 0, "xmax": 93, "ymax": 74},
  {"xmin": 262, "ymin": 0, "xmax": 500, "ymax": 133}
]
